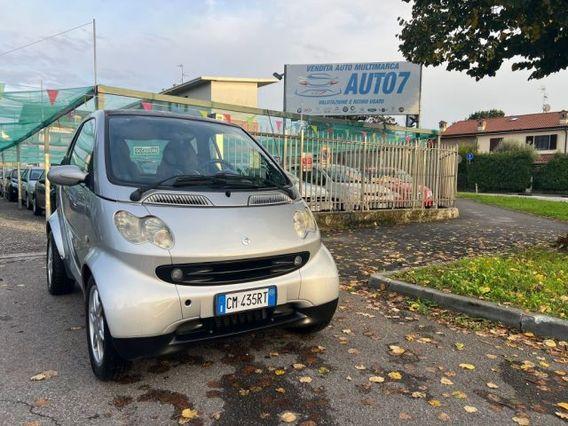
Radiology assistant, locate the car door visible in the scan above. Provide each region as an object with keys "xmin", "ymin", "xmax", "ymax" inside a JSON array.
[{"xmin": 60, "ymin": 119, "xmax": 96, "ymax": 274}]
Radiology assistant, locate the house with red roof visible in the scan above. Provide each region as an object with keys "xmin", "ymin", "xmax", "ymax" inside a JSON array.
[{"xmin": 440, "ymin": 110, "xmax": 568, "ymax": 163}]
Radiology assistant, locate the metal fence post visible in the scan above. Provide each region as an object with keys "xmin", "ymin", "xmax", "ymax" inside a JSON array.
[
  {"xmin": 44, "ymin": 126, "xmax": 51, "ymax": 218},
  {"xmin": 16, "ymin": 144, "xmax": 22, "ymax": 209},
  {"xmin": 435, "ymin": 134, "xmax": 441, "ymax": 208},
  {"xmin": 360, "ymin": 133, "xmax": 367, "ymax": 210}
]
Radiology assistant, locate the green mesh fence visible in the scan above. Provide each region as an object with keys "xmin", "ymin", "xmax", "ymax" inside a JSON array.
[
  {"xmin": 0, "ymin": 85, "xmax": 438, "ymax": 167},
  {"xmin": 0, "ymin": 86, "xmax": 94, "ymax": 155}
]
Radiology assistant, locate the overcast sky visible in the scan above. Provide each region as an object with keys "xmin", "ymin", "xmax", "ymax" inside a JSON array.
[{"xmin": 1, "ymin": 0, "xmax": 566, "ymax": 128}]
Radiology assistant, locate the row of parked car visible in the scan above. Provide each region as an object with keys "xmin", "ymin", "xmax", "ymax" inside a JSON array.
[
  {"xmin": 0, "ymin": 166, "xmax": 56, "ymax": 215},
  {"xmin": 289, "ymin": 164, "xmax": 434, "ymax": 211}
]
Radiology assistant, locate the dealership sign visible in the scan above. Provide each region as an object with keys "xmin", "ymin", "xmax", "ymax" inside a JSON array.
[{"xmin": 284, "ymin": 62, "xmax": 421, "ymax": 116}]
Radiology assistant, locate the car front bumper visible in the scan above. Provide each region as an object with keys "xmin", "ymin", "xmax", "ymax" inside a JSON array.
[
  {"xmin": 88, "ymin": 244, "xmax": 339, "ymax": 340},
  {"xmin": 113, "ymin": 298, "xmax": 338, "ymax": 359}
]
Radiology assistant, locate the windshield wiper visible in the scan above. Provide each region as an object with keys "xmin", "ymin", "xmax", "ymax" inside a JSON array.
[
  {"xmin": 130, "ymin": 173, "xmax": 294, "ymax": 202},
  {"xmin": 130, "ymin": 174, "xmax": 214, "ymax": 201}
]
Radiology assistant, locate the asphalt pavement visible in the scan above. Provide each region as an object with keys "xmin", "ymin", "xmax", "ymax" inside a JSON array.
[{"xmin": 0, "ymin": 198, "xmax": 567, "ymax": 425}]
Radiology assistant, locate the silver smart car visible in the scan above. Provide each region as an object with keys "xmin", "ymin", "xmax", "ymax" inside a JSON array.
[{"xmin": 47, "ymin": 110, "xmax": 339, "ymax": 380}]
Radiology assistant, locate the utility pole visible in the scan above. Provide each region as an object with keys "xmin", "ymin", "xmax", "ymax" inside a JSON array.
[{"xmin": 93, "ymin": 18, "xmax": 97, "ymax": 86}]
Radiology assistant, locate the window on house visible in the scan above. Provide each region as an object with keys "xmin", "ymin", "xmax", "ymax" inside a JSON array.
[
  {"xmin": 526, "ymin": 134, "xmax": 557, "ymax": 151},
  {"xmin": 489, "ymin": 138, "xmax": 503, "ymax": 151}
]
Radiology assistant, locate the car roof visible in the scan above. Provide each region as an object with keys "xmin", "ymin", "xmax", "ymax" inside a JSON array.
[{"xmin": 102, "ymin": 109, "xmax": 243, "ymax": 130}]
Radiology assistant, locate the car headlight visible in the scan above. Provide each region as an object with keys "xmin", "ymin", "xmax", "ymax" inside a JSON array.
[
  {"xmin": 114, "ymin": 210, "xmax": 174, "ymax": 249},
  {"xmin": 293, "ymin": 207, "xmax": 317, "ymax": 238}
]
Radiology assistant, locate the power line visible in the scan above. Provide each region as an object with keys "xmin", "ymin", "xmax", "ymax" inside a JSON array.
[{"xmin": 0, "ymin": 21, "xmax": 93, "ymax": 58}]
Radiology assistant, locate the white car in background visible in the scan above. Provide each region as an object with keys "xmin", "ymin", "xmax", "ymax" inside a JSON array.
[
  {"xmin": 287, "ymin": 172, "xmax": 333, "ymax": 212},
  {"xmin": 292, "ymin": 164, "xmax": 399, "ymax": 211}
]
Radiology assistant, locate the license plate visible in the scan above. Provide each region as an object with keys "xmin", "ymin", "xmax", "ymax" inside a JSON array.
[{"xmin": 215, "ymin": 287, "xmax": 277, "ymax": 316}]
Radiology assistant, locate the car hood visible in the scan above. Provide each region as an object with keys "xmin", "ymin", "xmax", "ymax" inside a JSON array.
[{"xmin": 143, "ymin": 201, "xmax": 320, "ymax": 264}]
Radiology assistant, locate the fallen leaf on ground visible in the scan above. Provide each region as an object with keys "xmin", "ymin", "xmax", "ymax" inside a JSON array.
[
  {"xmin": 389, "ymin": 345, "xmax": 406, "ymax": 355},
  {"xmin": 556, "ymin": 412, "xmax": 568, "ymax": 420},
  {"xmin": 299, "ymin": 376, "xmax": 312, "ymax": 383},
  {"xmin": 557, "ymin": 402, "xmax": 568, "ymax": 411},
  {"xmin": 399, "ymin": 412, "xmax": 412, "ymax": 420},
  {"xmin": 411, "ymin": 391, "xmax": 426, "ymax": 398},
  {"xmin": 342, "ymin": 329, "xmax": 352, "ymax": 334},
  {"xmin": 438, "ymin": 413, "xmax": 450, "ymax": 422},
  {"xmin": 543, "ymin": 339, "xmax": 556, "ymax": 348},
  {"xmin": 355, "ymin": 364, "xmax": 366, "ymax": 370},
  {"xmin": 293, "ymin": 363, "xmax": 305, "ymax": 370},
  {"xmin": 428, "ymin": 399, "xmax": 442, "ymax": 407},
  {"xmin": 452, "ymin": 391, "xmax": 467, "ymax": 399},
  {"xmin": 318, "ymin": 367, "xmax": 330, "ymax": 375},
  {"xmin": 459, "ymin": 363, "xmax": 475, "ymax": 370},
  {"xmin": 179, "ymin": 408, "xmax": 199, "ymax": 424},
  {"xmin": 440, "ymin": 377, "xmax": 454, "ymax": 386},
  {"xmin": 276, "ymin": 387, "xmax": 286, "ymax": 394},
  {"xmin": 30, "ymin": 370, "xmax": 58, "ymax": 381},
  {"xmin": 369, "ymin": 376, "xmax": 385, "ymax": 383},
  {"xmin": 454, "ymin": 342, "xmax": 465, "ymax": 351},
  {"xmin": 486, "ymin": 382, "xmax": 499, "ymax": 389},
  {"xmin": 512, "ymin": 416, "xmax": 530, "ymax": 425},
  {"xmin": 464, "ymin": 406, "xmax": 478, "ymax": 413},
  {"xmin": 33, "ymin": 398, "xmax": 48, "ymax": 408},
  {"xmin": 388, "ymin": 371, "xmax": 402, "ymax": 380},
  {"xmin": 275, "ymin": 369, "xmax": 286, "ymax": 376},
  {"xmin": 347, "ymin": 348, "xmax": 359, "ymax": 355},
  {"xmin": 280, "ymin": 412, "xmax": 297, "ymax": 423}
]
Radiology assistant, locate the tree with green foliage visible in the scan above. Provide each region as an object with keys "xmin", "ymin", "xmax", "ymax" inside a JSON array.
[
  {"xmin": 467, "ymin": 110, "xmax": 505, "ymax": 120},
  {"xmin": 398, "ymin": 0, "xmax": 568, "ymax": 80}
]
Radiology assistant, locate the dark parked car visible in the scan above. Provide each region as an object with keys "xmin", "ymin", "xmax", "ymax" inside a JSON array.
[
  {"xmin": 32, "ymin": 171, "xmax": 56, "ymax": 216},
  {"xmin": 4, "ymin": 169, "xmax": 21, "ymax": 202}
]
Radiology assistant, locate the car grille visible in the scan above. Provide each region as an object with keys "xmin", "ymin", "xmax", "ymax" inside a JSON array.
[
  {"xmin": 156, "ymin": 252, "xmax": 310, "ymax": 286},
  {"xmin": 248, "ymin": 192, "xmax": 292, "ymax": 206},
  {"xmin": 142, "ymin": 192, "xmax": 212, "ymax": 206},
  {"xmin": 173, "ymin": 304, "xmax": 303, "ymax": 343}
]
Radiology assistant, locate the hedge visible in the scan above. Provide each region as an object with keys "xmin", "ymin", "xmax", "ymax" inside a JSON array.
[
  {"xmin": 458, "ymin": 152, "xmax": 533, "ymax": 192},
  {"xmin": 533, "ymin": 154, "xmax": 568, "ymax": 192}
]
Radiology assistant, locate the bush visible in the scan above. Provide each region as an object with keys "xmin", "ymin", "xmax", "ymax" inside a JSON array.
[
  {"xmin": 533, "ymin": 154, "xmax": 568, "ymax": 192},
  {"xmin": 493, "ymin": 139, "xmax": 537, "ymax": 160},
  {"xmin": 458, "ymin": 151, "xmax": 533, "ymax": 192}
]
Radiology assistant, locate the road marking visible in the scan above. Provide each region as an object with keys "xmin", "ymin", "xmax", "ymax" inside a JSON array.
[{"xmin": 0, "ymin": 251, "xmax": 45, "ymax": 261}]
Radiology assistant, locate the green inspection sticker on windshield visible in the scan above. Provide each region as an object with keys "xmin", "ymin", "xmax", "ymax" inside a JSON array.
[{"xmin": 132, "ymin": 145, "xmax": 161, "ymax": 158}]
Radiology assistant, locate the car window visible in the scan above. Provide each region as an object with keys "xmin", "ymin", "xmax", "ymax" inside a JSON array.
[
  {"xmin": 69, "ymin": 119, "xmax": 96, "ymax": 173},
  {"xmin": 30, "ymin": 169, "xmax": 43, "ymax": 180},
  {"xmin": 107, "ymin": 115, "xmax": 287, "ymax": 189}
]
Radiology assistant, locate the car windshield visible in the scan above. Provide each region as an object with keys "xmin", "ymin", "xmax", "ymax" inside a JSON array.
[{"xmin": 107, "ymin": 115, "xmax": 288, "ymax": 190}]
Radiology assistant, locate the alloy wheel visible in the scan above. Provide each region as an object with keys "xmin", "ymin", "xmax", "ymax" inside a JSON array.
[{"xmin": 88, "ymin": 287, "xmax": 105, "ymax": 366}]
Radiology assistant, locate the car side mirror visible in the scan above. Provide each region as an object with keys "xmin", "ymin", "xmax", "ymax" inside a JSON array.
[
  {"xmin": 39, "ymin": 178, "xmax": 46, "ymax": 184},
  {"xmin": 47, "ymin": 165, "xmax": 88, "ymax": 186}
]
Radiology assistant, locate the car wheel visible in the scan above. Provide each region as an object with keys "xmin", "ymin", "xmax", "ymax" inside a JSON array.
[
  {"xmin": 26, "ymin": 193, "xmax": 32, "ymax": 210},
  {"xmin": 46, "ymin": 232, "xmax": 75, "ymax": 295},
  {"xmin": 86, "ymin": 278, "xmax": 130, "ymax": 380},
  {"xmin": 33, "ymin": 195, "xmax": 42, "ymax": 216}
]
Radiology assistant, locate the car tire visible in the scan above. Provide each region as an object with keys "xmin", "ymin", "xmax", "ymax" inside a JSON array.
[
  {"xmin": 288, "ymin": 319, "xmax": 333, "ymax": 334},
  {"xmin": 7, "ymin": 189, "xmax": 15, "ymax": 202},
  {"xmin": 26, "ymin": 193, "xmax": 32, "ymax": 210},
  {"xmin": 86, "ymin": 278, "xmax": 130, "ymax": 380},
  {"xmin": 46, "ymin": 232, "xmax": 75, "ymax": 295},
  {"xmin": 286, "ymin": 302, "xmax": 337, "ymax": 334},
  {"xmin": 33, "ymin": 195, "xmax": 42, "ymax": 216}
]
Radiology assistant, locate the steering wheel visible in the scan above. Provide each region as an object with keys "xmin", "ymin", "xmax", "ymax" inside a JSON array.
[{"xmin": 206, "ymin": 159, "xmax": 237, "ymax": 174}]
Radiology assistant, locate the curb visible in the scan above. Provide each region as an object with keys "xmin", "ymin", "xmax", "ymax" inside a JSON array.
[{"xmin": 369, "ymin": 273, "xmax": 568, "ymax": 340}]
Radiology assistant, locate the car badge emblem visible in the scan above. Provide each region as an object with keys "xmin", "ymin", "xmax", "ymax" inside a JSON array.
[{"xmin": 241, "ymin": 236, "xmax": 251, "ymax": 246}]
